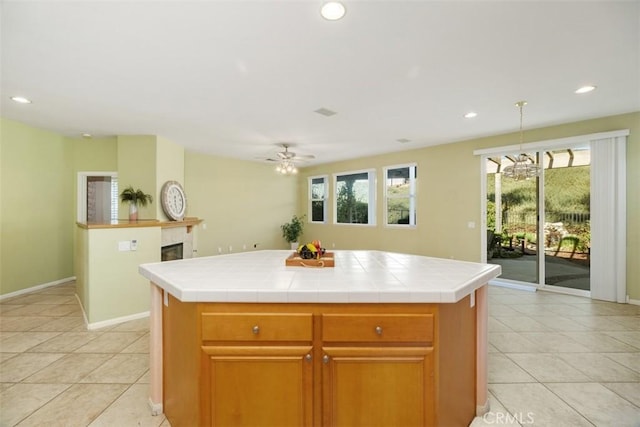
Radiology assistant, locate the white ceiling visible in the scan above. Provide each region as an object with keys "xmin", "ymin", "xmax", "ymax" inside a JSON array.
[{"xmin": 2, "ymin": 1, "xmax": 639, "ymax": 166}]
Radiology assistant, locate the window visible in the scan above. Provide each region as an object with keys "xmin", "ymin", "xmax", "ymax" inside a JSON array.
[
  {"xmin": 309, "ymin": 175, "xmax": 328, "ymax": 223},
  {"xmin": 334, "ymin": 170, "xmax": 376, "ymax": 225},
  {"xmin": 384, "ymin": 164, "xmax": 417, "ymax": 226}
]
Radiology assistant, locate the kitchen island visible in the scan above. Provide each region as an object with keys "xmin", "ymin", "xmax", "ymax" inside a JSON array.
[{"xmin": 139, "ymin": 250, "xmax": 500, "ymax": 426}]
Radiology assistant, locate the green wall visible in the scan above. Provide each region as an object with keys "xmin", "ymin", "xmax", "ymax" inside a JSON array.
[
  {"xmin": 0, "ymin": 118, "xmax": 75, "ymax": 295},
  {"xmin": 117, "ymin": 135, "xmax": 157, "ymax": 220},
  {"xmin": 298, "ymin": 112, "xmax": 640, "ymax": 300},
  {"xmin": 156, "ymin": 136, "xmax": 185, "ymax": 221},
  {"xmin": 185, "ymin": 152, "xmax": 298, "ymax": 257}
]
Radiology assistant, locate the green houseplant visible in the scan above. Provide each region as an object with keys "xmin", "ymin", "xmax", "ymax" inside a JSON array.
[
  {"xmin": 281, "ymin": 214, "xmax": 305, "ymax": 249},
  {"xmin": 120, "ymin": 186, "xmax": 153, "ymax": 221}
]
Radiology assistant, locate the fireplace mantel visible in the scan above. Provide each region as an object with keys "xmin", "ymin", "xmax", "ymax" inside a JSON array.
[{"xmin": 77, "ymin": 217, "xmax": 202, "ymax": 232}]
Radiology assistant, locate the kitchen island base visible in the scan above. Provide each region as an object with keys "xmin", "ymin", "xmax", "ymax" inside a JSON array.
[{"xmin": 159, "ymin": 291, "xmax": 479, "ymax": 427}]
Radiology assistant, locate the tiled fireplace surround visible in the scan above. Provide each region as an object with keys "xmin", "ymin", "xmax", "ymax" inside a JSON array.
[{"xmin": 160, "ymin": 226, "xmax": 194, "ymax": 260}]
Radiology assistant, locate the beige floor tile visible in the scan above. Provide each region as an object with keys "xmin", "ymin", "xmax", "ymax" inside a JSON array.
[
  {"xmin": 159, "ymin": 418, "xmax": 172, "ymax": 426},
  {"xmin": 492, "ymin": 316, "xmax": 552, "ymax": 332},
  {"xmin": 0, "ymin": 304, "xmax": 25, "ymax": 315},
  {"xmin": 0, "ymin": 316, "xmax": 51, "ymax": 332},
  {"xmin": 80, "ymin": 353, "xmax": 149, "ymax": 383},
  {"xmin": 546, "ymin": 382, "xmax": 640, "ymax": 427},
  {"xmin": 487, "ymin": 304, "xmax": 522, "ymax": 316},
  {"xmin": 28, "ymin": 331, "xmax": 102, "ymax": 353},
  {"xmin": 543, "ymin": 303, "xmax": 596, "ymax": 317},
  {"xmin": 489, "ymin": 317, "xmax": 513, "ymax": 332},
  {"xmin": 2, "ymin": 304, "xmax": 57, "ymax": 317},
  {"xmin": 110, "ymin": 317, "xmax": 150, "ymax": 332},
  {"xmin": 528, "ymin": 315, "xmax": 592, "ymax": 332},
  {"xmin": 0, "ymin": 331, "xmax": 61, "ymax": 352},
  {"xmin": 489, "ymin": 332, "xmax": 540, "ymax": 353},
  {"xmin": 505, "ymin": 353, "xmax": 590, "ymax": 383},
  {"xmin": 509, "ymin": 304, "xmax": 558, "ymax": 317},
  {"xmin": 488, "ymin": 353, "xmax": 536, "ymax": 383},
  {"xmin": 28, "ymin": 315, "xmax": 86, "ymax": 332},
  {"xmin": 602, "ymin": 352, "xmax": 640, "ymax": 374},
  {"xmin": 121, "ymin": 333, "xmax": 149, "ymax": 354},
  {"xmin": 557, "ymin": 353, "xmax": 640, "ymax": 382},
  {"xmin": 469, "ymin": 393, "xmax": 523, "ymax": 426},
  {"xmin": 23, "ymin": 353, "xmax": 113, "ymax": 383},
  {"xmin": 489, "ymin": 383, "xmax": 592, "ymax": 427},
  {"xmin": 0, "ymin": 383, "xmax": 71, "ymax": 426},
  {"xmin": 488, "ymin": 343, "xmax": 500, "ymax": 353},
  {"xmin": 15, "ymin": 383, "xmax": 127, "ymax": 427},
  {"xmin": 560, "ymin": 331, "xmax": 640, "ymax": 352},
  {"xmin": 603, "ymin": 331, "xmax": 640, "ymax": 349},
  {"xmin": 571, "ymin": 315, "xmax": 635, "ymax": 331},
  {"xmin": 37, "ymin": 284, "xmax": 76, "ymax": 295},
  {"xmin": 136, "ymin": 369, "xmax": 150, "ymax": 384},
  {"xmin": 88, "ymin": 384, "xmax": 165, "ymax": 427},
  {"xmin": 0, "ymin": 352, "xmax": 65, "ymax": 382},
  {"xmin": 74, "ymin": 332, "xmax": 145, "ymax": 353},
  {"xmin": 607, "ymin": 316, "xmax": 640, "ymax": 330},
  {"xmin": 518, "ymin": 332, "xmax": 590, "ymax": 353},
  {"xmin": 0, "ymin": 382, "xmax": 15, "ymax": 392},
  {"xmin": 0, "ymin": 352, "xmax": 19, "ymax": 362},
  {"xmin": 37, "ymin": 304, "xmax": 82, "ymax": 317},
  {"xmin": 602, "ymin": 382, "xmax": 640, "ymax": 407}
]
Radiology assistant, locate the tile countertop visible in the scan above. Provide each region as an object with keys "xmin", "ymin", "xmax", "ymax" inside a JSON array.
[{"xmin": 138, "ymin": 250, "xmax": 501, "ymax": 304}]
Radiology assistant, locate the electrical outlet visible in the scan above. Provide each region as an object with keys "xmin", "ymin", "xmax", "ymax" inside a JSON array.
[
  {"xmin": 218, "ymin": 247, "xmax": 222, "ymax": 254},
  {"xmin": 228, "ymin": 246, "xmax": 233, "ymax": 252},
  {"xmin": 242, "ymin": 244, "xmax": 247, "ymax": 250}
]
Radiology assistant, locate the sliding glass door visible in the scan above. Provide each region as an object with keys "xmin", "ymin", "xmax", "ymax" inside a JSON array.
[{"xmin": 485, "ymin": 146, "xmax": 591, "ymax": 292}]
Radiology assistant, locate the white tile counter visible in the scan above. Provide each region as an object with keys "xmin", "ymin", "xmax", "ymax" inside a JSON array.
[{"xmin": 139, "ymin": 250, "xmax": 501, "ymax": 304}]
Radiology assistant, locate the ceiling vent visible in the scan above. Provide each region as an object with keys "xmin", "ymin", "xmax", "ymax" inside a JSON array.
[
  {"xmin": 397, "ymin": 138, "xmax": 411, "ymax": 144},
  {"xmin": 314, "ymin": 107, "xmax": 337, "ymax": 117}
]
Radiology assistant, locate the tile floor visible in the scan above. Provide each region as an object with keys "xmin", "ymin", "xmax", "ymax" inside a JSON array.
[{"xmin": 1, "ymin": 281, "xmax": 639, "ymax": 426}]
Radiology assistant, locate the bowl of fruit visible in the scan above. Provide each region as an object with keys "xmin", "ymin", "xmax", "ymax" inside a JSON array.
[{"xmin": 286, "ymin": 240, "xmax": 334, "ymax": 267}]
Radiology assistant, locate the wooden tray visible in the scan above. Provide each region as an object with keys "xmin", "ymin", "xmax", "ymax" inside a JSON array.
[{"xmin": 285, "ymin": 251, "xmax": 335, "ymax": 268}]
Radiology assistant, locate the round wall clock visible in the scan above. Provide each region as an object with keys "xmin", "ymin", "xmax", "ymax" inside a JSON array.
[{"xmin": 161, "ymin": 180, "xmax": 187, "ymax": 221}]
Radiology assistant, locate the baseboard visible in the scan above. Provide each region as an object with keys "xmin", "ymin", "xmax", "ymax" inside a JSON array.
[
  {"xmin": 148, "ymin": 397, "xmax": 163, "ymax": 416},
  {"xmin": 629, "ymin": 298, "xmax": 640, "ymax": 306},
  {"xmin": 86, "ymin": 311, "xmax": 150, "ymax": 331},
  {"xmin": 0, "ymin": 277, "xmax": 76, "ymax": 301},
  {"xmin": 489, "ymin": 279, "xmax": 537, "ymax": 292},
  {"xmin": 476, "ymin": 398, "xmax": 490, "ymax": 416}
]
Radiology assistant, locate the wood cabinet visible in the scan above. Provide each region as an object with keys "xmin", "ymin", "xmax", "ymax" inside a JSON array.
[
  {"xmin": 321, "ymin": 314, "xmax": 435, "ymax": 426},
  {"xmin": 162, "ymin": 296, "xmax": 477, "ymax": 427}
]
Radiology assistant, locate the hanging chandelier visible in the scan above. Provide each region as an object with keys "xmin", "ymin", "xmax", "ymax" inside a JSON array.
[
  {"xmin": 275, "ymin": 159, "xmax": 298, "ymax": 175},
  {"xmin": 502, "ymin": 101, "xmax": 540, "ymax": 181}
]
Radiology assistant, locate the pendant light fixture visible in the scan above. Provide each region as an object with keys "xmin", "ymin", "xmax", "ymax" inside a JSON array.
[{"xmin": 502, "ymin": 101, "xmax": 540, "ymax": 181}]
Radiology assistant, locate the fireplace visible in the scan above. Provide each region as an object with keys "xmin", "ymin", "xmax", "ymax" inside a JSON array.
[{"xmin": 162, "ymin": 243, "xmax": 183, "ymax": 262}]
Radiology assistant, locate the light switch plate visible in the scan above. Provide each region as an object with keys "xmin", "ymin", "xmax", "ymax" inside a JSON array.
[{"xmin": 118, "ymin": 241, "xmax": 131, "ymax": 251}]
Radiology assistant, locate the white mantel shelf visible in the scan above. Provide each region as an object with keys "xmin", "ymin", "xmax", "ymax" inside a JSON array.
[{"xmin": 139, "ymin": 250, "xmax": 501, "ymax": 304}]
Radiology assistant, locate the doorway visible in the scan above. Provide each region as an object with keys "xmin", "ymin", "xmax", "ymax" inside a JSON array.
[
  {"xmin": 77, "ymin": 172, "xmax": 118, "ymax": 223},
  {"xmin": 485, "ymin": 147, "xmax": 590, "ymax": 293},
  {"xmin": 477, "ymin": 130, "xmax": 627, "ymax": 302}
]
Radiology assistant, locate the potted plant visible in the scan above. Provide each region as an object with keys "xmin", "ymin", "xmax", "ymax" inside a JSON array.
[
  {"xmin": 281, "ymin": 214, "xmax": 305, "ymax": 250},
  {"xmin": 120, "ymin": 186, "xmax": 153, "ymax": 221}
]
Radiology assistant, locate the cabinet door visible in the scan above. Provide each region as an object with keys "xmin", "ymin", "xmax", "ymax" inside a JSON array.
[
  {"xmin": 201, "ymin": 345, "xmax": 313, "ymax": 427},
  {"xmin": 322, "ymin": 346, "xmax": 434, "ymax": 427}
]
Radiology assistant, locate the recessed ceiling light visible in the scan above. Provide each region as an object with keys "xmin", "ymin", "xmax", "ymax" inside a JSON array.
[
  {"xmin": 464, "ymin": 112, "xmax": 478, "ymax": 119},
  {"xmin": 575, "ymin": 85, "xmax": 596, "ymax": 94},
  {"xmin": 82, "ymin": 133, "xmax": 92, "ymax": 139},
  {"xmin": 321, "ymin": 2, "xmax": 346, "ymax": 21},
  {"xmin": 10, "ymin": 96, "xmax": 32, "ymax": 104}
]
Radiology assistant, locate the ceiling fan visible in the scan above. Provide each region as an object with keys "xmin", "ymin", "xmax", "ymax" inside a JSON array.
[{"xmin": 261, "ymin": 144, "xmax": 315, "ymax": 174}]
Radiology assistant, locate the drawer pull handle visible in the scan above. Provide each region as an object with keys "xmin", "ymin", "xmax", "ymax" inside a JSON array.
[
  {"xmin": 375, "ymin": 326, "xmax": 383, "ymax": 335},
  {"xmin": 323, "ymin": 355, "xmax": 330, "ymax": 364},
  {"xmin": 305, "ymin": 354, "xmax": 312, "ymax": 362},
  {"xmin": 252, "ymin": 325, "xmax": 260, "ymax": 334}
]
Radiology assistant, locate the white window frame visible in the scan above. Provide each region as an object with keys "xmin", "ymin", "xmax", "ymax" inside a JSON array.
[
  {"xmin": 384, "ymin": 163, "xmax": 417, "ymax": 227},
  {"xmin": 308, "ymin": 175, "xmax": 328, "ymax": 223},
  {"xmin": 333, "ymin": 169, "xmax": 376, "ymax": 226}
]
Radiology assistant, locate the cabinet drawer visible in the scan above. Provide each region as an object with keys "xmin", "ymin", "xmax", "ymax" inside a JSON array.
[
  {"xmin": 322, "ymin": 314, "xmax": 433, "ymax": 343},
  {"xmin": 201, "ymin": 313, "xmax": 312, "ymax": 342}
]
